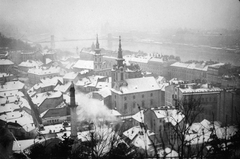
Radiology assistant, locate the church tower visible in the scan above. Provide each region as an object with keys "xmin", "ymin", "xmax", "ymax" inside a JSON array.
[
  {"xmin": 111, "ymin": 36, "xmax": 127, "ymax": 89},
  {"xmin": 93, "ymin": 34, "xmax": 103, "ymax": 72}
]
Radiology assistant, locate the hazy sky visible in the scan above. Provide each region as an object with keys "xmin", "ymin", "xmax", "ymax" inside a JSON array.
[{"xmin": 1, "ymin": 0, "xmax": 240, "ymax": 38}]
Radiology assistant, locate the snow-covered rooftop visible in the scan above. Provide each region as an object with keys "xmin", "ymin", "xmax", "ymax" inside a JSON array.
[
  {"xmin": 32, "ymin": 91, "xmax": 62, "ymax": 107},
  {"xmin": 0, "ymin": 59, "xmax": 14, "ymax": 65},
  {"xmin": 112, "ymin": 76, "xmax": 160, "ymax": 94},
  {"xmin": 73, "ymin": 60, "xmax": 94, "ymax": 70},
  {"xmin": 18, "ymin": 60, "xmax": 43, "ymax": 68},
  {"xmin": 0, "ymin": 81, "xmax": 25, "ymax": 92},
  {"xmin": 28, "ymin": 66, "xmax": 60, "ymax": 75},
  {"xmin": 153, "ymin": 109, "xmax": 185, "ymax": 126}
]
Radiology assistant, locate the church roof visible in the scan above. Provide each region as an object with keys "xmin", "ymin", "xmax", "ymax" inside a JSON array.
[
  {"xmin": 112, "ymin": 76, "xmax": 160, "ymax": 94},
  {"xmin": 73, "ymin": 60, "xmax": 94, "ymax": 70}
]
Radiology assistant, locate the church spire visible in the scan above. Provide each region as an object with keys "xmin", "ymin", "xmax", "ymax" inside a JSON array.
[
  {"xmin": 96, "ymin": 34, "xmax": 99, "ymax": 49},
  {"xmin": 118, "ymin": 36, "xmax": 122, "ymax": 59},
  {"xmin": 116, "ymin": 36, "xmax": 124, "ymax": 67}
]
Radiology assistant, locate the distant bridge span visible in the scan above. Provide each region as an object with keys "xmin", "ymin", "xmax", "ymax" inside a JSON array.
[{"xmin": 37, "ymin": 38, "xmax": 109, "ymax": 43}]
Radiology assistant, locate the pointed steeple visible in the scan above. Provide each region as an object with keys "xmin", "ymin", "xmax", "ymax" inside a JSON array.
[
  {"xmin": 116, "ymin": 36, "xmax": 124, "ymax": 67},
  {"xmin": 118, "ymin": 36, "xmax": 122, "ymax": 59},
  {"xmin": 96, "ymin": 34, "xmax": 99, "ymax": 49}
]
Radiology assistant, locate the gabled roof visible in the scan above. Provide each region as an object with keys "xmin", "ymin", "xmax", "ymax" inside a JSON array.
[
  {"xmin": 73, "ymin": 60, "xmax": 94, "ymax": 70},
  {"xmin": 32, "ymin": 91, "xmax": 62, "ymax": 107},
  {"xmin": 112, "ymin": 76, "xmax": 160, "ymax": 94},
  {"xmin": 123, "ymin": 126, "xmax": 154, "ymax": 150},
  {"xmin": 153, "ymin": 108, "xmax": 184, "ymax": 126},
  {"xmin": 40, "ymin": 106, "xmax": 68, "ymax": 119}
]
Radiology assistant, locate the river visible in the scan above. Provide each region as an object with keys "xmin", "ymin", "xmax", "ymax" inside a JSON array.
[{"xmin": 41, "ymin": 39, "xmax": 240, "ymax": 66}]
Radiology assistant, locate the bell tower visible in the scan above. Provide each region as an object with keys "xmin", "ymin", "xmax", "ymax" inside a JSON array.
[
  {"xmin": 111, "ymin": 36, "xmax": 127, "ymax": 89},
  {"xmin": 93, "ymin": 34, "xmax": 103, "ymax": 72}
]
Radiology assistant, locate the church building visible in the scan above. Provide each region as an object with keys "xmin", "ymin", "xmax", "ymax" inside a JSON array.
[{"xmin": 111, "ymin": 37, "xmax": 163, "ymax": 115}]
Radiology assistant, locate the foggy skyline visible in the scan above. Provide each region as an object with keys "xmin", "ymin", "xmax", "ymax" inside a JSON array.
[{"xmin": 1, "ymin": 0, "xmax": 240, "ymax": 38}]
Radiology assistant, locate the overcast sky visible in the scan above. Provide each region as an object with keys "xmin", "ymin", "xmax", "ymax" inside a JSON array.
[{"xmin": 0, "ymin": 0, "xmax": 240, "ymax": 38}]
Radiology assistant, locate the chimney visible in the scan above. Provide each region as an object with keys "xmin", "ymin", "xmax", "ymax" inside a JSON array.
[{"xmin": 69, "ymin": 82, "xmax": 78, "ymax": 139}]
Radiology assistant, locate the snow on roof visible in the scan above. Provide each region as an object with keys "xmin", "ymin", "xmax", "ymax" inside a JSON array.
[
  {"xmin": 73, "ymin": 60, "xmax": 94, "ymax": 70},
  {"xmin": 0, "ymin": 59, "xmax": 14, "ymax": 65},
  {"xmin": 0, "ymin": 110, "xmax": 34, "ymax": 131},
  {"xmin": 216, "ymin": 126, "xmax": 237, "ymax": 140},
  {"xmin": 0, "ymin": 103, "xmax": 20, "ymax": 112},
  {"xmin": 32, "ymin": 91, "xmax": 62, "ymax": 107},
  {"xmin": 40, "ymin": 124, "xmax": 65, "ymax": 134},
  {"xmin": 171, "ymin": 62, "xmax": 189, "ymax": 68},
  {"xmin": 0, "ymin": 72, "xmax": 13, "ymax": 78},
  {"xmin": 171, "ymin": 62, "xmax": 208, "ymax": 71},
  {"xmin": 149, "ymin": 57, "xmax": 164, "ymax": 63},
  {"xmin": 96, "ymin": 87, "xmax": 112, "ymax": 98},
  {"xmin": 123, "ymin": 126, "xmax": 154, "ymax": 150},
  {"xmin": 179, "ymin": 83, "xmax": 222, "ymax": 94},
  {"xmin": 110, "ymin": 109, "xmax": 121, "ymax": 116},
  {"xmin": 124, "ymin": 55, "xmax": 151, "ymax": 63},
  {"xmin": 13, "ymin": 139, "xmax": 35, "ymax": 152},
  {"xmin": 0, "ymin": 81, "xmax": 25, "ymax": 92},
  {"xmin": 63, "ymin": 72, "xmax": 78, "ymax": 80},
  {"xmin": 75, "ymin": 75, "xmax": 101, "ymax": 87},
  {"xmin": 169, "ymin": 78, "xmax": 184, "ymax": 85},
  {"xmin": 40, "ymin": 76, "xmax": 63, "ymax": 85},
  {"xmin": 18, "ymin": 60, "xmax": 43, "ymax": 68},
  {"xmin": 45, "ymin": 58, "xmax": 52, "ymax": 64},
  {"xmin": 0, "ymin": 90, "xmax": 24, "ymax": 97},
  {"xmin": 158, "ymin": 148, "xmax": 178, "ymax": 158},
  {"xmin": 132, "ymin": 110, "xmax": 144, "ymax": 123},
  {"xmin": 96, "ymin": 82, "xmax": 111, "ymax": 89},
  {"xmin": 208, "ymin": 62, "xmax": 225, "ymax": 69},
  {"xmin": 28, "ymin": 66, "xmax": 60, "ymax": 75},
  {"xmin": 153, "ymin": 109, "xmax": 184, "ymax": 126},
  {"xmin": 112, "ymin": 76, "xmax": 160, "ymax": 94},
  {"xmin": 54, "ymin": 82, "xmax": 72, "ymax": 93}
]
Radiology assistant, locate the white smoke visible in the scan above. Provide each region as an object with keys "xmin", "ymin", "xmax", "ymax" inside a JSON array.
[{"xmin": 75, "ymin": 93, "xmax": 118, "ymax": 125}]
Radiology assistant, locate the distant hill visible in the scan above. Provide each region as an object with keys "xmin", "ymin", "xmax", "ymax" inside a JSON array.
[{"xmin": 0, "ymin": 33, "xmax": 36, "ymax": 51}]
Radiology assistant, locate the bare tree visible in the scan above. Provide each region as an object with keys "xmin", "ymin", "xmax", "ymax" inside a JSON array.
[{"xmin": 159, "ymin": 95, "xmax": 207, "ymax": 159}]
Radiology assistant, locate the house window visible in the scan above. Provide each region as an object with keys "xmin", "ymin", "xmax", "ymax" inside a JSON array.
[
  {"xmin": 124, "ymin": 97, "xmax": 127, "ymax": 101},
  {"xmin": 133, "ymin": 95, "xmax": 135, "ymax": 99},
  {"xmin": 133, "ymin": 102, "xmax": 136, "ymax": 108},
  {"xmin": 142, "ymin": 94, "xmax": 144, "ymax": 98},
  {"xmin": 142, "ymin": 101, "xmax": 145, "ymax": 107},
  {"xmin": 124, "ymin": 103, "xmax": 127, "ymax": 110},
  {"xmin": 150, "ymin": 99, "xmax": 153, "ymax": 105},
  {"xmin": 150, "ymin": 93, "xmax": 153, "ymax": 97}
]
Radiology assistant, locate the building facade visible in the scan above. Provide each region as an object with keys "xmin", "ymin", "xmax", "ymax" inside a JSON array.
[{"xmin": 111, "ymin": 37, "xmax": 163, "ymax": 115}]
